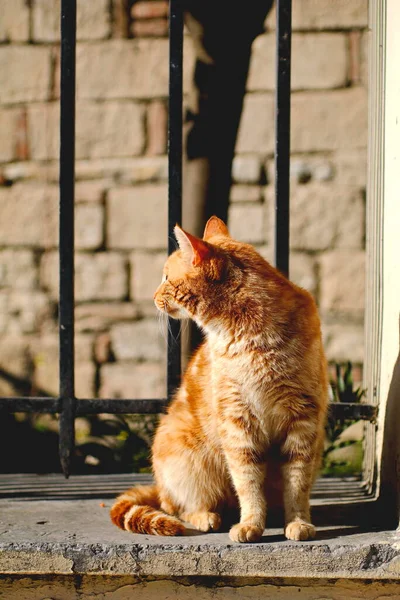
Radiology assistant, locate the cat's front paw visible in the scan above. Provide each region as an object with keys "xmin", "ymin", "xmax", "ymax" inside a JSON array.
[
  {"xmin": 285, "ymin": 520, "xmax": 316, "ymax": 541},
  {"xmin": 229, "ymin": 523, "xmax": 263, "ymax": 543}
]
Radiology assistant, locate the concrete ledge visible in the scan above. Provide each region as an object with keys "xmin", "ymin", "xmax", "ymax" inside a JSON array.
[{"xmin": 1, "ymin": 498, "xmax": 400, "ymax": 580}]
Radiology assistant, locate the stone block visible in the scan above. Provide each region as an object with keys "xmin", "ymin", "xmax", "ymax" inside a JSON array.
[
  {"xmin": 290, "ymin": 252, "xmax": 317, "ymax": 296},
  {"xmin": 28, "ymin": 101, "xmax": 145, "ymax": 160},
  {"xmin": 75, "ymin": 156, "xmax": 168, "ymax": 183},
  {"xmin": 322, "ymin": 321, "xmax": 364, "ymax": 363},
  {"xmin": 0, "ymin": 0, "xmax": 30, "ymax": 42},
  {"xmin": 111, "ymin": 318, "xmax": 165, "ymax": 361},
  {"xmin": 228, "ymin": 203, "xmax": 268, "ymax": 245},
  {"xmin": 232, "ymin": 155, "xmax": 263, "ymax": 184},
  {"xmin": 107, "ymin": 185, "xmax": 167, "ymax": 249},
  {"xmin": 27, "ymin": 103, "xmax": 59, "ymax": 161},
  {"xmin": 41, "ymin": 252, "xmax": 129, "ymax": 302},
  {"xmin": 130, "ymin": 251, "xmax": 167, "ymax": 301},
  {"xmin": 319, "ymin": 250, "xmax": 366, "ymax": 315},
  {"xmin": 265, "ymin": 183, "xmax": 365, "ymax": 252},
  {"xmin": 0, "ymin": 46, "xmax": 51, "ymax": 105},
  {"xmin": 0, "ymin": 334, "xmax": 31, "ymax": 382},
  {"xmin": 248, "ymin": 33, "xmax": 348, "ymax": 91},
  {"xmin": 291, "ymin": 88, "xmax": 368, "ymax": 153},
  {"xmin": 0, "ymin": 107, "xmax": 22, "ymax": 162},
  {"xmin": 236, "ymin": 94, "xmax": 275, "ymax": 154},
  {"xmin": 30, "ymin": 334, "xmax": 95, "ymax": 397},
  {"xmin": 75, "ymin": 180, "xmax": 111, "ymax": 203},
  {"xmin": 99, "ymin": 361, "xmax": 166, "ymax": 399},
  {"xmin": 230, "ymin": 185, "xmax": 262, "ymax": 203},
  {"xmin": 334, "ymin": 150, "xmax": 367, "ymax": 187},
  {"xmin": 0, "ymin": 184, "xmax": 58, "ymax": 248},
  {"xmin": 33, "ymin": 0, "xmax": 110, "ymax": 41},
  {"xmin": 75, "ymin": 204, "xmax": 104, "ymax": 250},
  {"xmin": 75, "ymin": 102, "xmax": 145, "ymax": 159},
  {"xmin": 265, "ymin": 0, "xmax": 368, "ymax": 30},
  {"xmin": 76, "ymin": 40, "xmax": 169, "ymax": 100},
  {"xmin": 0, "ymin": 290, "xmax": 52, "ymax": 334},
  {"xmin": 0, "ymin": 250, "xmax": 38, "ymax": 289},
  {"xmin": 75, "ymin": 303, "xmax": 139, "ymax": 333}
]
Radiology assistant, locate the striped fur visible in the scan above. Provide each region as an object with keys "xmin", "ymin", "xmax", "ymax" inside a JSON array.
[
  {"xmin": 110, "ymin": 485, "xmax": 185, "ymax": 536},
  {"xmin": 110, "ymin": 217, "xmax": 328, "ymax": 543}
]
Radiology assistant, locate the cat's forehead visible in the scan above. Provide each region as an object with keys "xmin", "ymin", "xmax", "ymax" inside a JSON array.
[{"xmin": 163, "ymin": 250, "xmax": 186, "ymax": 276}]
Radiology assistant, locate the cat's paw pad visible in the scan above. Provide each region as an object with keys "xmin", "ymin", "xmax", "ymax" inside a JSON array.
[
  {"xmin": 186, "ymin": 512, "xmax": 222, "ymax": 532},
  {"xmin": 229, "ymin": 523, "xmax": 263, "ymax": 543},
  {"xmin": 285, "ymin": 520, "xmax": 316, "ymax": 541}
]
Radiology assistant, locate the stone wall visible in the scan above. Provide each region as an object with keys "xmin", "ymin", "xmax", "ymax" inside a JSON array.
[{"xmin": 0, "ymin": 0, "xmax": 368, "ymax": 400}]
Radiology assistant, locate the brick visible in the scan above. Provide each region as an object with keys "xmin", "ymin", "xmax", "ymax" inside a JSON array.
[
  {"xmin": 75, "ymin": 156, "xmax": 168, "ymax": 183},
  {"xmin": 232, "ymin": 155, "xmax": 263, "ymax": 184},
  {"xmin": 111, "ymin": 318, "xmax": 165, "ymax": 361},
  {"xmin": 266, "ymin": 183, "xmax": 365, "ymax": 251},
  {"xmin": 131, "ymin": 1, "xmax": 169, "ymax": 19},
  {"xmin": 265, "ymin": 0, "xmax": 368, "ymax": 30},
  {"xmin": 132, "ymin": 19, "xmax": 168, "ymax": 37},
  {"xmin": 146, "ymin": 101, "xmax": 168, "ymax": 155},
  {"xmin": 0, "ymin": 47, "xmax": 51, "ymax": 105},
  {"xmin": 248, "ymin": 33, "xmax": 348, "ymax": 92},
  {"xmin": 76, "ymin": 40, "xmax": 169, "ymax": 100},
  {"xmin": 0, "ymin": 108, "xmax": 21, "ymax": 162},
  {"xmin": 0, "ymin": 250, "xmax": 38, "ymax": 289},
  {"xmin": 0, "ymin": 290, "xmax": 52, "ymax": 334},
  {"xmin": 107, "ymin": 184, "xmax": 167, "ymax": 249},
  {"xmin": 0, "ymin": 184, "xmax": 58, "ymax": 248},
  {"xmin": 230, "ymin": 185, "xmax": 262, "ymax": 203},
  {"xmin": 236, "ymin": 94, "xmax": 275, "ymax": 154},
  {"xmin": 94, "ymin": 332, "xmax": 112, "ymax": 364},
  {"xmin": 348, "ymin": 31, "xmax": 362, "ymax": 85},
  {"xmin": 33, "ymin": 0, "xmax": 110, "ymax": 41},
  {"xmin": 319, "ymin": 250, "xmax": 365, "ymax": 315},
  {"xmin": 0, "ymin": 0, "xmax": 30, "ymax": 42},
  {"xmin": 360, "ymin": 31, "xmax": 369, "ymax": 87},
  {"xmin": 41, "ymin": 252, "xmax": 128, "ymax": 302},
  {"xmin": 28, "ymin": 101, "xmax": 146, "ymax": 160},
  {"xmin": 75, "ymin": 204, "xmax": 104, "ymax": 250},
  {"xmin": 75, "ymin": 303, "xmax": 139, "ymax": 333},
  {"xmin": 0, "ymin": 334, "xmax": 31, "ymax": 396},
  {"xmin": 290, "ymin": 253, "xmax": 317, "ymax": 296},
  {"xmin": 130, "ymin": 251, "xmax": 167, "ymax": 301},
  {"xmin": 14, "ymin": 109, "xmax": 29, "ymax": 161},
  {"xmin": 322, "ymin": 321, "xmax": 364, "ymax": 363},
  {"xmin": 100, "ymin": 361, "xmax": 166, "ymax": 399},
  {"xmin": 291, "ymin": 89, "xmax": 368, "ymax": 153},
  {"xmin": 228, "ymin": 203, "xmax": 268, "ymax": 245}
]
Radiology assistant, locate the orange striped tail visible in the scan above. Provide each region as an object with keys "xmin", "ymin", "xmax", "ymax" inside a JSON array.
[{"xmin": 110, "ymin": 485, "xmax": 185, "ymax": 536}]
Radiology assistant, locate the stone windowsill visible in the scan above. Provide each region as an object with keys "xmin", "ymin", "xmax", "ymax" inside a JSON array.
[{"xmin": 0, "ymin": 474, "xmax": 400, "ymax": 581}]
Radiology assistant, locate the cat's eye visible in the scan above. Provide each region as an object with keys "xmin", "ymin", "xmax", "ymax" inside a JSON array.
[{"xmin": 162, "ymin": 274, "xmax": 168, "ymax": 283}]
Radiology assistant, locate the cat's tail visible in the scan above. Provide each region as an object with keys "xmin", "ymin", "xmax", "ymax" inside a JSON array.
[{"xmin": 110, "ymin": 485, "xmax": 185, "ymax": 536}]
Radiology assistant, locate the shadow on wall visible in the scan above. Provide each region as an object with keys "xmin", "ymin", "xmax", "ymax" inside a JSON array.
[{"xmin": 379, "ymin": 313, "xmax": 400, "ymax": 528}]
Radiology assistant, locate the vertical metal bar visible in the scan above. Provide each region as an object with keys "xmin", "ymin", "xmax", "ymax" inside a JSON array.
[
  {"xmin": 59, "ymin": 0, "xmax": 76, "ymax": 478},
  {"xmin": 167, "ymin": 0, "xmax": 183, "ymax": 399},
  {"xmin": 274, "ymin": 0, "xmax": 292, "ymax": 278}
]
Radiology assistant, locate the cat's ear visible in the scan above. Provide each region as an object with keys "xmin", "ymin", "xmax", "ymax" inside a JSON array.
[
  {"xmin": 203, "ymin": 216, "xmax": 230, "ymax": 241},
  {"xmin": 174, "ymin": 225, "xmax": 211, "ymax": 267}
]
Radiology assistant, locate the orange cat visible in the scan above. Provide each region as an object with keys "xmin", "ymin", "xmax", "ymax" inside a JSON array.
[{"xmin": 110, "ymin": 216, "xmax": 328, "ymax": 542}]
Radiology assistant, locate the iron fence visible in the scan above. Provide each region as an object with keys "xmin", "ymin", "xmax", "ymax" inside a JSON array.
[{"xmin": 0, "ymin": 0, "xmax": 377, "ymax": 478}]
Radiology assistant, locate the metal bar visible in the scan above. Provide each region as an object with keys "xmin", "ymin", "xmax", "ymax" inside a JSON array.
[
  {"xmin": 167, "ymin": 0, "xmax": 183, "ymax": 399},
  {"xmin": 58, "ymin": 0, "xmax": 77, "ymax": 479},
  {"xmin": 0, "ymin": 398, "xmax": 379, "ymax": 422},
  {"xmin": 274, "ymin": 0, "xmax": 292, "ymax": 277}
]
